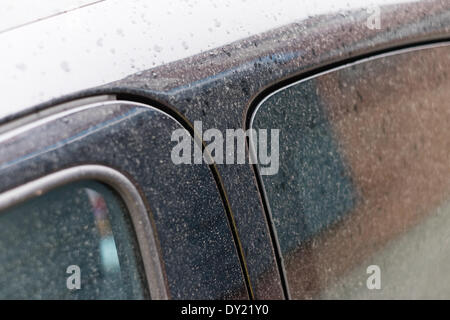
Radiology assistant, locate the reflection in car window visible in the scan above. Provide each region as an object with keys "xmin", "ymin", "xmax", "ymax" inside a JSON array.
[
  {"xmin": 251, "ymin": 44, "xmax": 450, "ymax": 299},
  {"xmin": 0, "ymin": 180, "xmax": 148, "ymax": 299}
]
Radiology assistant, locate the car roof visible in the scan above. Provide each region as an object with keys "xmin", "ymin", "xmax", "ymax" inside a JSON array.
[{"xmin": 0, "ymin": 0, "xmax": 413, "ymax": 121}]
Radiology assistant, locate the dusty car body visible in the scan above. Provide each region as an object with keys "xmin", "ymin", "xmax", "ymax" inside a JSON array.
[{"xmin": 0, "ymin": 0, "xmax": 449, "ymax": 299}]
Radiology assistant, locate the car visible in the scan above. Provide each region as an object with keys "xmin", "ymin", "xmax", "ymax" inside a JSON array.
[{"xmin": 0, "ymin": 0, "xmax": 449, "ymax": 300}]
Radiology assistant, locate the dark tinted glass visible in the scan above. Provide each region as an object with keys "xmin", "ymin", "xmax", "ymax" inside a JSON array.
[
  {"xmin": 0, "ymin": 180, "xmax": 148, "ymax": 299},
  {"xmin": 252, "ymin": 44, "xmax": 450, "ymax": 298}
]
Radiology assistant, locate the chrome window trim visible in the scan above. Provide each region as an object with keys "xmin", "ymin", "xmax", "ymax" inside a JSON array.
[
  {"xmin": 0, "ymin": 164, "xmax": 169, "ymax": 300},
  {"xmin": 0, "ymin": 94, "xmax": 116, "ymax": 136},
  {"xmin": 0, "ymin": 98, "xmax": 182, "ymax": 144}
]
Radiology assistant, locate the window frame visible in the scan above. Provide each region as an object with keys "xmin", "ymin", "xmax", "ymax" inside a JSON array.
[{"xmin": 0, "ymin": 164, "xmax": 168, "ymax": 300}]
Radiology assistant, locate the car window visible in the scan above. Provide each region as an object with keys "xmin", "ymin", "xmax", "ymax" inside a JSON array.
[
  {"xmin": 0, "ymin": 180, "xmax": 148, "ymax": 299},
  {"xmin": 251, "ymin": 43, "xmax": 450, "ymax": 299}
]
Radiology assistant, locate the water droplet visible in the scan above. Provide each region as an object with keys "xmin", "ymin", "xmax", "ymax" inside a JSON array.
[
  {"xmin": 116, "ymin": 29, "xmax": 124, "ymax": 37},
  {"xmin": 60, "ymin": 61, "xmax": 70, "ymax": 72},
  {"xmin": 15, "ymin": 63, "xmax": 26, "ymax": 71}
]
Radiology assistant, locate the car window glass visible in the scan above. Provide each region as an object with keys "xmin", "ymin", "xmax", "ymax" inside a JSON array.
[
  {"xmin": 251, "ymin": 44, "xmax": 450, "ymax": 299},
  {"xmin": 0, "ymin": 180, "xmax": 148, "ymax": 299}
]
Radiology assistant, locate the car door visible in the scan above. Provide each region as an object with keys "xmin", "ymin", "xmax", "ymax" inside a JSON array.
[{"xmin": 0, "ymin": 98, "xmax": 248, "ymax": 299}]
